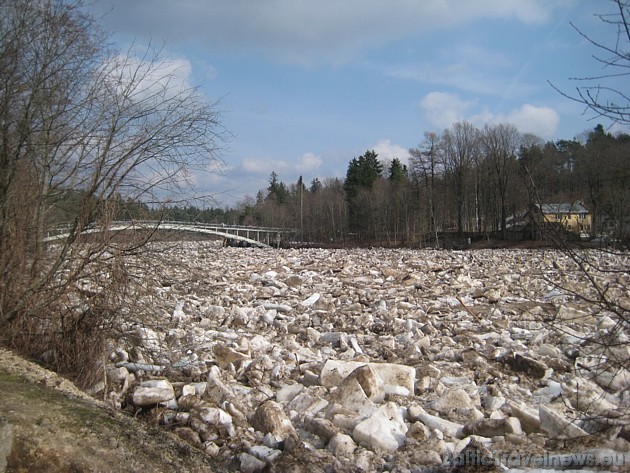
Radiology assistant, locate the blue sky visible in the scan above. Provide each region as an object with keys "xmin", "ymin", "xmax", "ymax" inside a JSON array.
[{"xmin": 90, "ymin": 0, "xmax": 627, "ymax": 207}]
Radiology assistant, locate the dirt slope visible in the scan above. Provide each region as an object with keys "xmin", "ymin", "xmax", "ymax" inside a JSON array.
[{"xmin": 0, "ymin": 348, "xmax": 231, "ymax": 473}]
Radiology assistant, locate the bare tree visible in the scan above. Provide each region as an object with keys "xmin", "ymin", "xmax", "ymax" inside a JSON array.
[
  {"xmin": 550, "ymin": 0, "xmax": 630, "ymax": 127},
  {"xmin": 0, "ymin": 0, "xmax": 225, "ymax": 382},
  {"xmin": 409, "ymin": 131, "xmax": 443, "ymax": 245},
  {"xmin": 442, "ymin": 122, "xmax": 478, "ymax": 235},
  {"xmin": 480, "ymin": 123, "xmax": 521, "ymax": 239}
]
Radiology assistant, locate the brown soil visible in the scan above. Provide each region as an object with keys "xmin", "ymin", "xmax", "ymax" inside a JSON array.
[{"xmin": 0, "ymin": 348, "xmax": 232, "ymax": 473}]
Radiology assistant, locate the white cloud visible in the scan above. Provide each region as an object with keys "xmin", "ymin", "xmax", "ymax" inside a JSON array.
[
  {"xmin": 206, "ymin": 152, "xmax": 323, "ymax": 206},
  {"xmin": 296, "ymin": 152, "xmax": 322, "ymax": 173},
  {"xmin": 419, "ymin": 92, "xmax": 559, "ymax": 139},
  {"xmin": 241, "ymin": 151, "xmax": 322, "ymax": 176},
  {"xmin": 419, "ymin": 92, "xmax": 477, "ymax": 130},
  {"xmin": 99, "ymin": 0, "xmax": 566, "ymax": 64},
  {"xmin": 108, "ymin": 52, "xmax": 194, "ymax": 102},
  {"xmin": 371, "ymin": 139, "xmax": 410, "ymax": 165},
  {"xmin": 196, "ymin": 172, "xmax": 269, "ymax": 207},
  {"xmin": 504, "ymin": 104, "xmax": 560, "ymax": 138},
  {"xmin": 198, "ymin": 61, "xmax": 218, "ymax": 81},
  {"xmin": 384, "ymin": 44, "xmax": 540, "ymax": 99},
  {"xmin": 242, "ymin": 157, "xmax": 290, "ymax": 174},
  {"xmin": 205, "ymin": 160, "xmax": 230, "ymax": 175}
]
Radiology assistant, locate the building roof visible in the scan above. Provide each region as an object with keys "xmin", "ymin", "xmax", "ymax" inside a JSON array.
[{"xmin": 536, "ymin": 202, "xmax": 589, "ymax": 214}]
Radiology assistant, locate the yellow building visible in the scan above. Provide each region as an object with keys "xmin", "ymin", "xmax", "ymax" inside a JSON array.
[{"xmin": 536, "ymin": 202, "xmax": 592, "ymax": 236}]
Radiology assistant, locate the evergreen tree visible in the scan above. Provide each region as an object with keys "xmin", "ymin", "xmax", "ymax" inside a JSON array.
[
  {"xmin": 343, "ymin": 150, "xmax": 383, "ymax": 198},
  {"xmin": 344, "ymin": 150, "xmax": 383, "ymax": 239},
  {"xmin": 310, "ymin": 178, "xmax": 323, "ymax": 193},
  {"xmin": 267, "ymin": 171, "xmax": 289, "ymax": 204},
  {"xmin": 388, "ymin": 158, "xmax": 408, "ymax": 182}
]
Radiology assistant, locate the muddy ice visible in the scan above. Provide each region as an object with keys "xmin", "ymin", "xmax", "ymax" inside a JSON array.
[{"xmin": 100, "ymin": 242, "xmax": 629, "ymax": 472}]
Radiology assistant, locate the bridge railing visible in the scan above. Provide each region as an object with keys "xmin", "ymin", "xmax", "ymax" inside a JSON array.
[
  {"xmin": 45, "ymin": 220, "xmax": 298, "ymax": 247},
  {"xmin": 47, "ymin": 220, "xmax": 297, "ymax": 233},
  {"xmin": 110, "ymin": 220, "xmax": 296, "ymax": 233}
]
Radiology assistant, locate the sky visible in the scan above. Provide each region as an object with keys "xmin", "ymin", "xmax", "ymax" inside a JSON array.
[{"xmin": 89, "ymin": 0, "xmax": 628, "ymax": 207}]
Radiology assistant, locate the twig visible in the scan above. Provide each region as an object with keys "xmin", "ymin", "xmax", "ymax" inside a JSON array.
[{"xmin": 456, "ymin": 296, "xmax": 481, "ymax": 322}]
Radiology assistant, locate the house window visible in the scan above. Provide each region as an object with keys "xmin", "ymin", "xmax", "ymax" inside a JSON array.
[{"xmin": 580, "ymin": 213, "xmax": 586, "ymax": 220}]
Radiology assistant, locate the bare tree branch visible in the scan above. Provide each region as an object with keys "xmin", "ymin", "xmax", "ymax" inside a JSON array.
[
  {"xmin": 551, "ymin": 1, "xmax": 630, "ymax": 127},
  {"xmin": 0, "ymin": 0, "xmax": 226, "ymax": 384}
]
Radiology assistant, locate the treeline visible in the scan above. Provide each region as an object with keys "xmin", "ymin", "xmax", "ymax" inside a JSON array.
[
  {"xmin": 45, "ymin": 192, "xmax": 243, "ymax": 227},
  {"xmin": 110, "ymin": 122, "xmax": 629, "ymax": 246},
  {"xmin": 237, "ymin": 122, "xmax": 630, "ymax": 245},
  {"xmin": 112, "ymin": 200, "xmax": 239, "ymax": 225}
]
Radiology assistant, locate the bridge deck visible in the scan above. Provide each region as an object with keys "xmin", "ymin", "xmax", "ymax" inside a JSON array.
[{"xmin": 45, "ymin": 221, "xmax": 298, "ymax": 248}]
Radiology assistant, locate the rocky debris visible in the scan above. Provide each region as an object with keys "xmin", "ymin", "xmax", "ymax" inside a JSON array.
[
  {"xmin": 320, "ymin": 359, "xmax": 415, "ymax": 396},
  {"xmin": 327, "ymin": 432, "xmax": 356, "ymax": 458},
  {"xmin": 428, "ymin": 388, "xmax": 475, "ymax": 413},
  {"xmin": 94, "ymin": 242, "xmax": 629, "ymax": 471},
  {"xmin": 507, "ymin": 401, "xmax": 541, "ymax": 433},
  {"xmin": 352, "ymin": 402, "xmax": 408, "ymax": 452},
  {"xmin": 462, "ymin": 417, "xmax": 522, "ymax": 437},
  {"xmin": 213, "ymin": 344, "xmax": 250, "ymax": 369},
  {"xmin": 132, "ymin": 379, "xmax": 175, "ymax": 406},
  {"xmin": 251, "ymin": 401, "xmax": 295, "ymax": 441},
  {"xmin": 238, "ymin": 452, "xmax": 265, "ymax": 473},
  {"xmin": 408, "ymin": 405, "xmax": 464, "ymax": 439},
  {"xmin": 503, "ymin": 352, "xmax": 551, "ymax": 379},
  {"xmin": 539, "ymin": 405, "xmax": 589, "ymax": 439}
]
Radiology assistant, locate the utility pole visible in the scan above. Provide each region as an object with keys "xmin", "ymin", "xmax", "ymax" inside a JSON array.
[{"xmin": 299, "ymin": 175, "xmax": 304, "ymax": 243}]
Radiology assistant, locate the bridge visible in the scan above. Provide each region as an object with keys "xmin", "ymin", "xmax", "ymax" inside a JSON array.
[{"xmin": 44, "ymin": 221, "xmax": 297, "ymax": 248}]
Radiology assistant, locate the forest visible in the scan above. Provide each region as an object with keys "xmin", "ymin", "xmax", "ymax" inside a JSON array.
[{"xmin": 153, "ymin": 123, "xmax": 630, "ymax": 247}]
